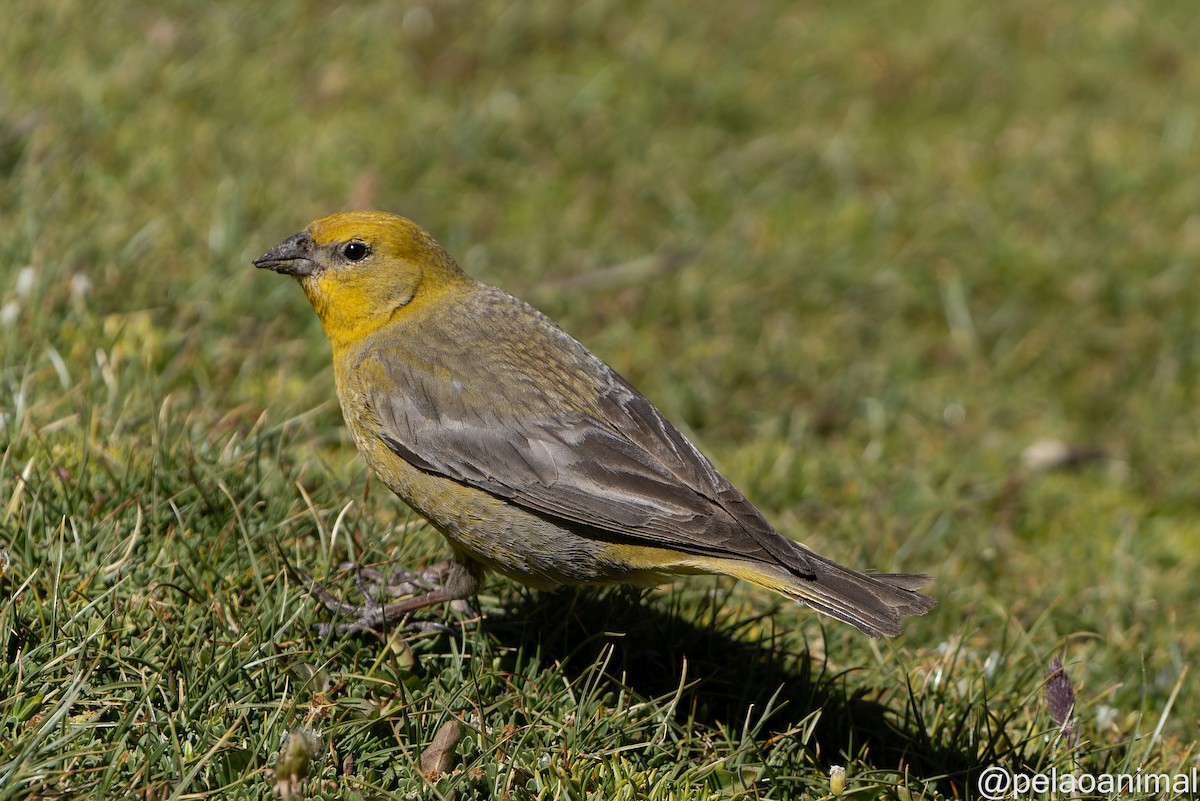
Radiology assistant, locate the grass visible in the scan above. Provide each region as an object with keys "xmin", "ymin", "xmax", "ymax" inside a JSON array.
[{"xmin": 2, "ymin": 0, "xmax": 1199, "ymax": 797}]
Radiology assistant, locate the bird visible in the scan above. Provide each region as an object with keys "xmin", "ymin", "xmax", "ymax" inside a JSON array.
[{"xmin": 254, "ymin": 211, "xmax": 935, "ymax": 637}]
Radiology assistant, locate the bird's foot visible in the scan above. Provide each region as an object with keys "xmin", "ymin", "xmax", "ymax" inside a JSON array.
[{"xmin": 296, "ymin": 561, "xmax": 477, "ymax": 637}]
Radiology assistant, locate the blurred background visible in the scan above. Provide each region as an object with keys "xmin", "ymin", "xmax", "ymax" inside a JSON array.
[{"xmin": 1, "ymin": 0, "xmax": 1198, "ymax": 796}]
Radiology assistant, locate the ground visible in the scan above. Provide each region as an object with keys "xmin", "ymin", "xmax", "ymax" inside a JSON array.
[{"xmin": 1, "ymin": 1, "xmax": 1198, "ymax": 798}]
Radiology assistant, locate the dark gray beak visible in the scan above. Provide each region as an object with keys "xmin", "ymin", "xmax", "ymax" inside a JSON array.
[{"xmin": 253, "ymin": 232, "xmax": 317, "ymax": 276}]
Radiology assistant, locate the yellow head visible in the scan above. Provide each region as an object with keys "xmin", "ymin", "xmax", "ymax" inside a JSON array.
[{"xmin": 254, "ymin": 211, "xmax": 469, "ymax": 351}]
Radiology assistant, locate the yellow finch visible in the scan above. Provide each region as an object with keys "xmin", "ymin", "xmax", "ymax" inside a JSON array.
[{"xmin": 255, "ymin": 211, "xmax": 934, "ymax": 637}]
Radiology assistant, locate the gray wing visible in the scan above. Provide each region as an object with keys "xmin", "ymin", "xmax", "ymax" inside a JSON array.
[{"xmin": 366, "ymin": 351, "xmax": 816, "ymax": 577}]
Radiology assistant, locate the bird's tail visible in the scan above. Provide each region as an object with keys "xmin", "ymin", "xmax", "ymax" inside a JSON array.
[{"xmin": 717, "ymin": 546, "xmax": 936, "ymax": 638}]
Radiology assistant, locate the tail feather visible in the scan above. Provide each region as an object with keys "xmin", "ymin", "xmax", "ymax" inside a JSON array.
[{"xmin": 721, "ymin": 547, "xmax": 936, "ymax": 638}]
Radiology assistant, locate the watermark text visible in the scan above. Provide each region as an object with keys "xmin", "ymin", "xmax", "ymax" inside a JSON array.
[{"xmin": 977, "ymin": 766, "xmax": 1199, "ymax": 799}]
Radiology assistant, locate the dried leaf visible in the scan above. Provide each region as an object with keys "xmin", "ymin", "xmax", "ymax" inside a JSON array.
[
  {"xmin": 420, "ymin": 719, "xmax": 462, "ymax": 779},
  {"xmin": 1022, "ymin": 439, "xmax": 1105, "ymax": 472}
]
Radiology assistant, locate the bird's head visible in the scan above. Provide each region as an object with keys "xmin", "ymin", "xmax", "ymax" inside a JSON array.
[{"xmin": 254, "ymin": 211, "xmax": 468, "ymax": 351}]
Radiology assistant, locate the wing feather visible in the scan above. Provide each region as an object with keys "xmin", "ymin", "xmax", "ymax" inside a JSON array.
[{"xmin": 362, "ymin": 312, "xmax": 815, "ymax": 577}]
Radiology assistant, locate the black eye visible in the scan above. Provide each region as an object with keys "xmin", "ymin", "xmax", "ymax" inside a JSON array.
[{"xmin": 342, "ymin": 241, "xmax": 369, "ymax": 261}]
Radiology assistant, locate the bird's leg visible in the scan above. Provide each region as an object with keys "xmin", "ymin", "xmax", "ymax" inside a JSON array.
[
  {"xmin": 350, "ymin": 564, "xmax": 429, "ymax": 601},
  {"xmin": 387, "ymin": 561, "xmax": 479, "ymax": 615},
  {"xmin": 382, "ymin": 561, "xmax": 449, "ymax": 595},
  {"xmin": 297, "ymin": 559, "xmax": 483, "ymax": 637}
]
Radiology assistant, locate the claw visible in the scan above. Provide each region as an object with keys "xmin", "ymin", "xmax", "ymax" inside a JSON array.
[{"xmin": 297, "ymin": 561, "xmax": 468, "ymax": 637}]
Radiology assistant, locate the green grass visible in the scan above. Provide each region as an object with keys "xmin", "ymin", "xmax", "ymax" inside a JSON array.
[{"xmin": 2, "ymin": 0, "xmax": 1199, "ymax": 797}]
